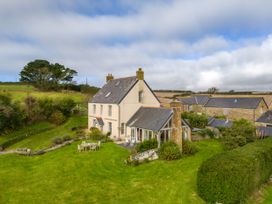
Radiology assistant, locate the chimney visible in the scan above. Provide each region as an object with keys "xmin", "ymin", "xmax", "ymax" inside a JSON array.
[
  {"xmin": 136, "ymin": 68, "xmax": 144, "ymax": 80},
  {"xmin": 106, "ymin": 74, "xmax": 114, "ymax": 82},
  {"xmin": 170, "ymin": 99, "xmax": 183, "ymax": 150}
]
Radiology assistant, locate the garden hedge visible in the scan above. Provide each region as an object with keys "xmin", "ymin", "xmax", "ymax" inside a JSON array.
[{"xmin": 197, "ymin": 138, "xmax": 272, "ymax": 204}]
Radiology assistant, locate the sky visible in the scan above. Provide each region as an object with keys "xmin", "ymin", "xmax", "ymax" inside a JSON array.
[{"xmin": 1, "ymin": 0, "xmax": 272, "ymax": 91}]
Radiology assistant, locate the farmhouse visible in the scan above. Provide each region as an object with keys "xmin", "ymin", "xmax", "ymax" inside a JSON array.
[
  {"xmin": 203, "ymin": 97, "xmax": 268, "ymax": 122},
  {"xmin": 88, "ymin": 68, "xmax": 191, "ymax": 146}
]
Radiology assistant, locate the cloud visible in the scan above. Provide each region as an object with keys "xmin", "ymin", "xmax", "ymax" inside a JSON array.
[{"xmin": 0, "ymin": 0, "xmax": 272, "ymax": 91}]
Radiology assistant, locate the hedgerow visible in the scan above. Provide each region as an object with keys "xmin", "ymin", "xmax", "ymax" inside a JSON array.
[{"xmin": 197, "ymin": 138, "xmax": 272, "ymax": 204}]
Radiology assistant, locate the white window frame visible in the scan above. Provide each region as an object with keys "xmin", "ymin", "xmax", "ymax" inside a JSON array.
[
  {"xmin": 138, "ymin": 91, "xmax": 144, "ymax": 103},
  {"xmin": 100, "ymin": 105, "xmax": 103, "ymax": 115}
]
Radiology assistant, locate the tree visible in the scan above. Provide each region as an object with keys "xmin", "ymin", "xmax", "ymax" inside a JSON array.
[
  {"xmin": 207, "ymin": 87, "xmax": 219, "ymax": 94},
  {"xmin": 19, "ymin": 59, "xmax": 77, "ymax": 90}
]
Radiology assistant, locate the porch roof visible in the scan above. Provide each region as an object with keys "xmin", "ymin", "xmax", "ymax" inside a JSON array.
[
  {"xmin": 95, "ymin": 117, "xmax": 104, "ymax": 126},
  {"xmin": 127, "ymin": 107, "xmax": 173, "ymax": 132}
]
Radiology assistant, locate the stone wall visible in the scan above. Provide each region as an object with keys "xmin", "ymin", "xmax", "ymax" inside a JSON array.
[{"xmin": 204, "ymin": 100, "xmax": 268, "ymax": 122}]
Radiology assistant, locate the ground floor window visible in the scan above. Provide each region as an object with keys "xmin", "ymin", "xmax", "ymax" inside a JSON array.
[
  {"xmin": 93, "ymin": 119, "xmax": 96, "ymax": 127},
  {"xmin": 108, "ymin": 122, "xmax": 112, "ymax": 133},
  {"xmin": 121, "ymin": 123, "xmax": 125, "ymax": 134},
  {"xmin": 131, "ymin": 128, "xmax": 136, "ymax": 142}
]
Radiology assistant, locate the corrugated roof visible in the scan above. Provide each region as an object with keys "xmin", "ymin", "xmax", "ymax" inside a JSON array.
[
  {"xmin": 127, "ymin": 107, "xmax": 173, "ymax": 131},
  {"xmin": 90, "ymin": 76, "xmax": 138, "ymax": 104},
  {"xmin": 208, "ymin": 117, "xmax": 233, "ymax": 128},
  {"xmin": 204, "ymin": 97, "xmax": 263, "ymax": 109},
  {"xmin": 256, "ymin": 110, "xmax": 272, "ymax": 124},
  {"xmin": 179, "ymin": 95, "xmax": 210, "ymax": 105}
]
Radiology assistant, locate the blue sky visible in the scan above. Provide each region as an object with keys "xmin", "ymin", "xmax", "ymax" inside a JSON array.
[{"xmin": 1, "ymin": 0, "xmax": 272, "ymax": 91}]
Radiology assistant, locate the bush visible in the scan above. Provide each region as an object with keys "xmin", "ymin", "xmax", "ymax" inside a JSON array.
[
  {"xmin": 75, "ymin": 129, "xmax": 86, "ymax": 138},
  {"xmin": 221, "ymin": 119, "xmax": 256, "ymax": 150},
  {"xmin": 63, "ymin": 135, "xmax": 71, "ymax": 141},
  {"xmin": 159, "ymin": 141, "xmax": 182, "ymax": 160},
  {"xmin": 88, "ymin": 128, "xmax": 112, "ymax": 142},
  {"xmin": 49, "ymin": 110, "xmax": 66, "ymax": 125},
  {"xmin": 197, "ymin": 138, "xmax": 272, "ymax": 204},
  {"xmin": 198, "ymin": 128, "xmax": 215, "ymax": 138},
  {"xmin": 182, "ymin": 140, "xmax": 198, "ymax": 155},
  {"xmin": 52, "ymin": 137, "xmax": 63, "ymax": 145},
  {"xmin": 181, "ymin": 112, "xmax": 208, "ymax": 128},
  {"xmin": 135, "ymin": 139, "xmax": 158, "ymax": 152}
]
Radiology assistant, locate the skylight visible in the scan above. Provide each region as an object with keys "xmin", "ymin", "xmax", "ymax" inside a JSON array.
[
  {"xmin": 105, "ymin": 92, "xmax": 111, "ymax": 97},
  {"xmin": 115, "ymin": 81, "xmax": 120, "ymax": 86}
]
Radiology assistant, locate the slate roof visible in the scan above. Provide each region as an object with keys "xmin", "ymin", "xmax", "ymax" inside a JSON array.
[
  {"xmin": 204, "ymin": 97, "xmax": 264, "ymax": 109},
  {"xmin": 257, "ymin": 126, "xmax": 272, "ymax": 137},
  {"xmin": 127, "ymin": 107, "xmax": 173, "ymax": 131},
  {"xmin": 256, "ymin": 110, "xmax": 272, "ymax": 124},
  {"xmin": 91, "ymin": 76, "xmax": 138, "ymax": 104},
  {"xmin": 179, "ymin": 95, "xmax": 210, "ymax": 105},
  {"xmin": 95, "ymin": 117, "xmax": 104, "ymax": 126},
  {"xmin": 208, "ymin": 117, "xmax": 233, "ymax": 128}
]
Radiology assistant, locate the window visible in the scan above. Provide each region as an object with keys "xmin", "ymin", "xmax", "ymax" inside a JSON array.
[
  {"xmin": 108, "ymin": 122, "xmax": 112, "ymax": 133},
  {"xmin": 138, "ymin": 91, "xmax": 143, "ymax": 103},
  {"xmin": 108, "ymin": 105, "xmax": 112, "ymax": 116},
  {"xmin": 93, "ymin": 104, "xmax": 96, "ymax": 114},
  {"xmin": 148, "ymin": 131, "xmax": 153, "ymax": 139},
  {"xmin": 100, "ymin": 105, "xmax": 103, "ymax": 115},
  {"xmin": 144, "ymin": 130, "xmax": 149, "ymax": 140},
  {"xmin": 121, "ymin": 123, "xmax": 125, "ymax": 134},
  {"xmin": 131, "ymin": 129, "xmax": 135, "ymax": 142}
]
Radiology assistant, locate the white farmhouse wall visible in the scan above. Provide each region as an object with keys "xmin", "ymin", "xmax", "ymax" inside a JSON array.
[
  {"xmin": 119, "ymin": 80, "xmax": 160, "ymax": 140},
  {"xmin": 88, "ymin": 103, "xmax": 119, "ymax": 139}
]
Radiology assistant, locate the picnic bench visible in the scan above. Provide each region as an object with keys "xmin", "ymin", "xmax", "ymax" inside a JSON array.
[{"xmin": 78, "ymin": 141, "xmax": 101, "ymax": 152}]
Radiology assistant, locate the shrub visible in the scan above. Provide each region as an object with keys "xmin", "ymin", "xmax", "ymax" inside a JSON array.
[
  {"xmin": 75, "ymin": 129, "xmax": 86, "ymax": 138},
  {"xmin": 159, "ymin": 141, "xmax": 182, "ymax": 160},
  {"xmin": 56, "ymin": 98, "xmax": 76, "ymax": 117},
  {"xmin": 52, "ymin": 137, "xmax": 63, "ymax": 145},
  {"xmin": 182, "ymin": 140, "xmax": 198, "ymax": 155},
  {"xmin": 135, "ymin": 139, "xmax": 158, "ymax": 152},
  {"xmin": 63, "ymin": 135, "xmax": 71, "ymax": 141},
  {"xmin": 221, "ymin": 119, "xmax": 256, "ymax": 150},
  {"xmin": 49, "ymin": 110, "xmax": 66, "ymax": 125},
  {"xmin": 88, "ymin": 128, "xmax": 112, "ymax": 142},
  {"xmin": 197, "ymin": 138, "xmax": 272, "ymax": 204},
  {"xmin": 181, "ymin": 112, "xmax": 208, "ymax": 128},
  {"xmin": 198, "ymin": 128, "xmax": 215, "ymax": 138}
]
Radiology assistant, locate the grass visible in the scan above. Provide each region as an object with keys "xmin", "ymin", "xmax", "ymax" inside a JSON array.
[
  {"xmin": 7, "ymin": 115, "xmax": 87, "ymax": 151},
  {"xmin": 0, "ymin": 140, "xmax": 223, "ymax": 204},
  {"xmin": 0, "ymin": 83, "xmax": 88, "ymax": 104},
  {"xmin": 0, "ymin": 122, "xmax": 56, "ymax": 145}
]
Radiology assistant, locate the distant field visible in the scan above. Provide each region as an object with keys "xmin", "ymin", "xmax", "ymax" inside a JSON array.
[
  {"xmin": 7, "ymin": 115, "xmax": 87, "ymax": 151},
  {"xmin": 0, "ymin": 84, "xmax": 36, "ymax": 91}
]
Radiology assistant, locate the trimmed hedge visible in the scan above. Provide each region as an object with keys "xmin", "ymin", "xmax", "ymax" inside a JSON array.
[
  {"xmin": 135, "ymin": 139, "xmax": 158, "ymax": 152},
  {"xmin": 197, "ymin": 138, "xmax": 272, "ymax": 204}
]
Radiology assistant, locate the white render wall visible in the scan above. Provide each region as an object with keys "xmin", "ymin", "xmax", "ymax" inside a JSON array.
[
  {"xmin": 88, "ymin": 79, "xmax": 160, "ymax": 141},
  {"xmin": 88, "ymin": 103, "xmax": 119, "ymax": 139},
  {"xmin": 119, "ymin": 80, "xmax": 160, "ymax": 140}
]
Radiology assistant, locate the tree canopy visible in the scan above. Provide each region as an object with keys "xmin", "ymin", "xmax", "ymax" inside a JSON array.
[{"xmin": 19, "ymin": 59, "xmax": 77, "ymax": 90}]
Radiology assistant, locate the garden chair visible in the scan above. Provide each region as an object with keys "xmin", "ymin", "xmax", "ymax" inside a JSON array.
[{"xmin": 97, "ymin": 141, "xmax": 101, "ymax": 150}]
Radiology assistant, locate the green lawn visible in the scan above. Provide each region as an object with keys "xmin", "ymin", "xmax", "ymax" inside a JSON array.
[
  {"xmin": 7, "ymin": 116, "xmax": 87, "ymax": 151},
  {"xmin": 0, "ymin": 122, "xmax": 56, "ymax": 145},
  {"xmin": 0, "ymin": 140, "xmax": 223, "ymax": 204}
]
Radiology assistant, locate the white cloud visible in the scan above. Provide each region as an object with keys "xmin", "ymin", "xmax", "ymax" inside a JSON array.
[{"xmin": 0, "ymin": 0, "xmax": 272, "ymax": 90}]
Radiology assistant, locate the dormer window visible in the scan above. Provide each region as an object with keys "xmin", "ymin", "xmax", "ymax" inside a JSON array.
[
  {"xmin": 105, "ymin": 92, "xmax": 111, "ymax": 97},
  {"xmin": 138, "ymin": 91, "xmax": 144, "ymax": 103}
]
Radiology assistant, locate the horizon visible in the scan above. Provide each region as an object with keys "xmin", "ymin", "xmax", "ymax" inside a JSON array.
[{"xmin": 1, "ymin": 1, "xmax": 272, "ymax": 91}]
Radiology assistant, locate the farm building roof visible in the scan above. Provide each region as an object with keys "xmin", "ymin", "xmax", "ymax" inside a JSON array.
[
  {"xmin": 204, "ymin": 97, "xmax": 264, "ymax": 109},
  {"xmin": 208, "ymin": 117, "xmax": 233, "ymax": 128},
  {"xmin": 256, "ymin": 110, "xmax": 272, "ymax": 124},
  {"xmin": 179, "ymin": 95, "xmax": 210, "ymax": 106},
  {"xmin": 257, "ymin": 126, "xmax": 272, "ymax": 137}
]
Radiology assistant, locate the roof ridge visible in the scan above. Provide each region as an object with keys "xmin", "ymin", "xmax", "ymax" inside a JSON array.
[{"xmin": 111, "ymin": 76, "xmax": 136, "ymax": 81}]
